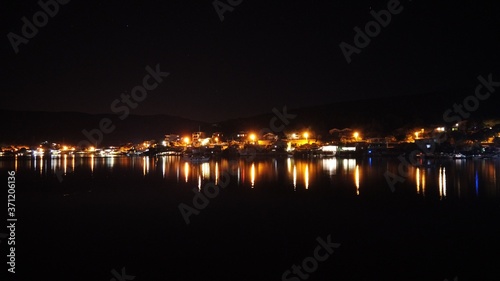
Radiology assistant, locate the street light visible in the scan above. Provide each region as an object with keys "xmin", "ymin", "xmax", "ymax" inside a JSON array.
[
  {"xmin": 249, "ymin": 134, "xmax": 256, "ymax": 144},
  {"xmin": 353, "ymin": 132, "xmax": 359, "ymax": 141},
  {"xmin": 303, "ymin": 132, "xmax": 309, "ymax": 143}
]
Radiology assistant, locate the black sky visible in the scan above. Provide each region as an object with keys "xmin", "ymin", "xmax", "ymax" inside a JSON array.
[{"xmin": 2, "ymin": 0, "xmax": 500, "ymax": 122}]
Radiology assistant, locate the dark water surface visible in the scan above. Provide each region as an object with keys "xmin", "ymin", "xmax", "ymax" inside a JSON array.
[
  {"xmin": 2, "ymin": 156, "xmax": 500, "ymax": 280},
  {"xmin": 3, "ymin": 155, "xmax": 500, "ymax": 199}
]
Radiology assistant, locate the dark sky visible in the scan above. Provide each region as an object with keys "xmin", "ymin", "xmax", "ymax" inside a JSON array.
[{"xmin": 2, "ymin": 0, "xmax": 500, "ymax": 122}]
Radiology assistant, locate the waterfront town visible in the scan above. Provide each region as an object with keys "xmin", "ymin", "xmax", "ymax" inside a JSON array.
[{"xmin": 2, "ymin": 119, "xmax": 500, "ymax": 160}]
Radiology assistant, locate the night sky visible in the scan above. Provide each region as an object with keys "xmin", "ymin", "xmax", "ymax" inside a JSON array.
[{"xmin": 2, "ymin": 0, "xmax": 500, "ymax": 122}]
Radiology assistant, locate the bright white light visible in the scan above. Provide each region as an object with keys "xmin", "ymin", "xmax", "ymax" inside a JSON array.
[
  {"xmin": 200, "ymin": 138, "xmax": 210, "ymax": 146},
  {"xmin": 321, "ymin": 145, "xmax": 338, "ymax": 152}
]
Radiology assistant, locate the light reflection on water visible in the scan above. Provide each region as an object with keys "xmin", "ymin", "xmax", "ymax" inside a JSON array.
[
  {"xmin": 439, "ymin": 167, "xmax": 446, "ymax": 199},
  {"xmin": 250, "ymin": 163, "xmax": 255, "ymax": 188},
  {"xmin": 355, "ymin": 165, "xmax": 360, "ymax": 195},
  {"xmin": 1, "ymin": 156, "xmax": 499, "ymax": 200}
]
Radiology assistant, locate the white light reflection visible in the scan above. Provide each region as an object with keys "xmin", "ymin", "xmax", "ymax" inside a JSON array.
[
  {"xmin": 63, "ymin": 154, "xmax": 68, "ymax": 174},
  {"xmin": 323, "ymin": 158, "xmax": 337, "ymax": 176},
  {"xmin": 347, "ymin": 159, "xmax": 356, "ymax": 172},
  {"xmin": 439, "ymin": 167, "xmax": 446, "ymax": 199},
  {"xmin": 355, "ymin": 164, "xmax": 360, "ymax": 195},
  {"xmin": 143, "ymin": 156, "xmax": 150, "ymax": 176},
  {"xmin": 443, "ymin": 167, "xmax": 447, "ymax": 198},
  {"xmin": 39, "ymin": 157, "xmax": 43, "ymax": 175},
  {"xmin": 108, "ymin": 156, "xmax": 115, "ymax": 168},
  {"xmin": 184, "ymin": 162, "xmax": 189, "ymax": 183},
  {"xmin": 198, "ymin": 175, "xmax": 201, "ymax": 191},
  {"xmin": 342, "ymin": 158, "xmax": 356, "ymax": 174},
  {"xmin": 416, "ymin": 167, "xmax": 420, "ymax": 194},
  {"xmin": 215, "ymin": 162, "xmax": 219, "ymax": 185},
  {"xmin": 293, "ymin": 165, "xmax": 297, "ymax": 191},
  {"xmin": 251, "ymin": 163, "xmax": 255, "ymax": 188},
  {"xmin": 304, "ymin": 164, "xmax": 309, "ymax": 190},
  {"xmin": 162, "ymin": 156, "xmax": 166, "ymax": 178},
  {"xmin": 202, "ymin": 162, "xmax": 210, "ymax": 180},
  {"xmin": 415, "ymin": 167, "xmax": 426, "ymax": 196},
  {"xmin": 237, "ymin": 167, "xmax": 241, "ymax": 185},
  {"xmin": 422, "ymin": 170, "xmax": 426, "ymax": 197}
]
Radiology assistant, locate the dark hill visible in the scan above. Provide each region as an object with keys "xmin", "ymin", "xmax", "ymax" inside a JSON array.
[
  {"xmin": 0, "ymin": 110, "xmax": 207, "ymax": 146},
  {"xmin": 1, "ymin": 88, "xmax": 498, "ymax": 145},
  {"xmin": 216, "ymin": 88, "xmax": 500, "ymax": 138}
]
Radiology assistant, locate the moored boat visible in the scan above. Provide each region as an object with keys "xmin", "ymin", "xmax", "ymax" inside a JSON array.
[
  {"xmin": 182, "ymin": 154, "xmax": 210, "ymax": 163},
  {"xmin": 453, "ymin": 153, "xmax": 467, "ymax": 159}
]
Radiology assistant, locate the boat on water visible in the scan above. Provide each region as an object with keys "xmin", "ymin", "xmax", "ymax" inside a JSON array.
[
  {"xmin": 453, "ymin": 153, "xmax": 467, "ymax": 159},
  {"xmin": 182, "ymin": 154, "xmax": 210, "ymax": 163}
]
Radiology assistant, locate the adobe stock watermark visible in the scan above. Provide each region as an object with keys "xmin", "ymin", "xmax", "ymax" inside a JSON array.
[
  {"xmin": 282, "ymin": 234, "xmax": 340, "ymax": 281},
  {"xmin": 55, "ymin": 169, "xmax": 64, "ymax": 183},
  {"xmin": 384, "ymin": 73, "xmax": 498, "ymax": 192},
  {"xmin": 443, "ymin": 74, "xmax": 499, "ymax": 123},
  {"xmin": 384, "ymin": 142, "xmax": 433, "ymax": 193},
  {"xmin": 265, "ymin": 106, "xmax": 297, "ymax": 137},
  {"xmin": 110, "ymin": 267, "xmax": 135, "ymax": 281},
  {"xmin": 178, "ymin": 171, "xmax": 231, "ymax": 225},
  {"xmin": 78, "ymin": 64, "xmax": 170, "ymax": 148},
  {"xmin": 178, "ymin": 105, "xmax": 297, "ymax": 225},
  {"xmin": 339, "ymin": 0, "xmax": 404, "ymax": 64},
  {"xmin": 7, "ymin": 171, "xmax": 17, "ymax": 274},
  {"xmin": 244, "ymin": 105, "xmax": 297, "ymax": 163},
  {"xmin": 6, "ymin": 226, "xmax": 16, "ymax": 274},
  {"xmin": 213, "ymin": 0, "xmax": 243, "ymax": 22},
  {"xmin": 7, "ymin": 0, "xmax": 70, "ymax": 54}
]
